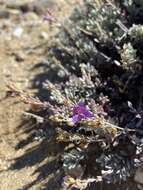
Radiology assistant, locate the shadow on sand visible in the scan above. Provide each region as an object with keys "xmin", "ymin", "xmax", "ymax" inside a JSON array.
[{"xmin": 8, "ymin": 60, "xmax": 66, "ymax": 190}]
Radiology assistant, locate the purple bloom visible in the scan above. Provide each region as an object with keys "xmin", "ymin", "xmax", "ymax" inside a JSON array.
[
  {"xmin": 43, "ymin": 15, "xmax": 55, "ymax": 22},
  {"xmin": 71, "ymin": 101, "xmax": 93, "ymax": 124}
]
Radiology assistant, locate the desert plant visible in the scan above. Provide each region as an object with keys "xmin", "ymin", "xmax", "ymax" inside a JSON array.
[
  {"xmin": 45, "ymin": 0, "xmax": 143, "ymax": 188},
  {"xmin": 9, "ymin": 0, "xmax": 143, "ymax": 189}
]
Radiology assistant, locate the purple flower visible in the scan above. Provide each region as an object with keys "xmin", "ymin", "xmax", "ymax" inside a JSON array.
[
  {"xmin": 71, "ymin": 101, "xmax": 93, "ymax": 124},
  {"xmin": 43, "ymin": 15, "xmax": 55, "ymax": 22}
]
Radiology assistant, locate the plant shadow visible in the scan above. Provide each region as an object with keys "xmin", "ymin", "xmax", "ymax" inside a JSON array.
[
  {"xmin": 8, "ymin": 60, "xmax": 67, "ymax": 190},
  {"xmin": 10, "ymin": 118, "xmax": 65, "ymax": 190}
]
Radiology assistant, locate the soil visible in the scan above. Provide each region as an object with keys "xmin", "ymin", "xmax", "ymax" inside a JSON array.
[
  {"xmin": 0, "ymin": 1, "xmax": 78, "ymax": 189},
  {"xmin": 0, "ymin": 1, "xmax": 142, "ymax": 190}
]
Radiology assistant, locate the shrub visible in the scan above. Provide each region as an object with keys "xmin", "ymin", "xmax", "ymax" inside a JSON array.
[{"xmin": 10, "ymin": 0, "xmax": 143, "ymax": 189}]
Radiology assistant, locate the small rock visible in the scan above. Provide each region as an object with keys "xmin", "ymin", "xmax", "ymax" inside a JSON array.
[
  {"xmin": 3, "ymin": 69, "xmax": 11, "ymax": 77},
  {"xmin": 40, "ymin": 31, "xmax": 48, "ymax": 39},
  {"xmin": 57, "ymin": 70, "xmax": 66, "ymax": 78},
  {"xmin": 13, "ymin": 51, "xmax": 26, "ymax": 62},
  {"xmin": 23, "ymin": 12, "xmax": 39, "ymax": 21},
  {"xmin": 6, "ymin": 0, "xmax": 56, "ymax": 15},
  {"xmin": 28, "ymin": 0, "xmax": 56, "ymax": 15},
  {"xmin": 13, "ymin": 26, "xmax": 23, "ymax": 38}
]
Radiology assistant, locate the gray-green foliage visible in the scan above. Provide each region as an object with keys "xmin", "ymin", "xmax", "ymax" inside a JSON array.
[
  {"xmin": 46, "ymin": 0, "xmax": 143, "ymax": 186},
  {"xmin": 50, "ymin": 0, "xmax": 143, "ymax": 71}
]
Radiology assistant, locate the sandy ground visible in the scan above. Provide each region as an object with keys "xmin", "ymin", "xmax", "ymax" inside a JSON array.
[
  {"xmin": 0, "ymin": 1, "xmax": 142, "ymax": 190},
  {"xmin": 0, "ymin": 1, "xmax": 77, "ymax": 189}
]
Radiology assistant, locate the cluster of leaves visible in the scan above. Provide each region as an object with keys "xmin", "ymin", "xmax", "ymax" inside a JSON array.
[
  {"xmin": 10, "ymin": 0, "xmax": 143, "ymax": 189},
  {"xmin": 45, "ymin": 0, "xmax": 143, "ymax": 187}
]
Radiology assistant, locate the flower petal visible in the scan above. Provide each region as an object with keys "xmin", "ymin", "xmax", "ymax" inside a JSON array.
[{"xmin": 71, "ymin": 114, "xmax": 79, "ymax": 124}]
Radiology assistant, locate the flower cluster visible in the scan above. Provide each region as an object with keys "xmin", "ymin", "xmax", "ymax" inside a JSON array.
[{"xmin": 71, "ymin": 101, "xmax": 94, "ymax": 124}]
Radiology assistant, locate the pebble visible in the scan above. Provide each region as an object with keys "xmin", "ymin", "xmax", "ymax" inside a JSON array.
[
  {"xmin": 13, "ymin": 51, "xmax": 26, "ymax": 62},
  {"xmin": 6, "ymin": 0, "xmax": 56, "ymax": 15},
  {"xmin": 13, "ymin": 26, "xmax": 23, "ymax": 38},
  {"xmin": 40, "ymin": 31, "xmax": 48, "ymax": 39}
]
